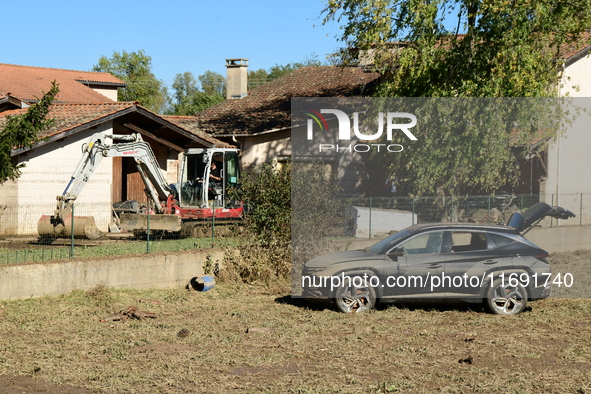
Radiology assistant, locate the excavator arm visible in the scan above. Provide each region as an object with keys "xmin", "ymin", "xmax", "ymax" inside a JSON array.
[{"xmin": 38, "ymin": 132, "xmax": 180, "ymax": 239}]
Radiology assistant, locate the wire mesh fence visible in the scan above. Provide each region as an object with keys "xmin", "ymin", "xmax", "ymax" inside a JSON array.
[
  {"xmin": 1, "ymin": 193, "xmax": 588, "ymax": 265},
  {"xmin": 0, "ymin": 201, "xmax": 242, "ymax": 266},
  {"xmin": 342, "ymin": 193, "xmax": 588, "ymax": 238}
]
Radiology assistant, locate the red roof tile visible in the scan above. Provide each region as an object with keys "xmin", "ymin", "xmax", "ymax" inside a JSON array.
[
  {"xmin": 193, "ymin": 66, "xmax": 380, "ymax": 135},
  {"xmin": 0, "ymin": 102, "xmax": 137, "ymax": 139},
  {"xmin": 163, "ymin": 115, "xmax": 234, "ymax": 147},
  {"xmin": 0, "ymin": 102, "xmax": 229, "ymax": 149},
  {"xmin": 0, "ymin": 64, "xmax": 125, "ymax": 104}
]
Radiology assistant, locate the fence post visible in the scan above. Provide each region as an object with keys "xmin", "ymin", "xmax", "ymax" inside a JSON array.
[
  {"xmin": 487, "ymin": 195, "xmax": 491, "ymax": 223},
  {"xmin": 412, "ymin": 197, "xmax": 415, "ymax": 225},
  {"xmin": 369, "ymin": 197, "xmax": 372, "ymax": 239},
  {"xmin": 211, "ymin": 205, "xmax": 215, "ymax": 248},
  {"xmin": 70, "ymin": 203, "xmax": 75, "ymax": 259},
  {"xmin": 551, "ymin": 194, "xmax": 554, "ymax": 228},
  {"xmin": 580, "ymin": 193, "xmax": 583, "ymax": 226},
  {"xmin": 451, "ymin": 196, "xmax": 454, "ymax": 222},
  {"xmin": 146, "ymin": 205, "xmax": 151, "ymax": 254}
]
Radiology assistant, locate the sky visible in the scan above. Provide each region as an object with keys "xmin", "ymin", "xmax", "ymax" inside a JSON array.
[{"xmin": 4, "ymin": 0, "xmax": 342, "ymax": 90}]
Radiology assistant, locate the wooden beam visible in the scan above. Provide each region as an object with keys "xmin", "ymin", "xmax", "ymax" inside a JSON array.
[{"xmin": 123, "ymin": 123, "xmax": 184, "ymax": 152}]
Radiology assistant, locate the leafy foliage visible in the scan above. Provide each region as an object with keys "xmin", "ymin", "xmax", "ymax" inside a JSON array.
[
  {"xmin": 93, "ymin": 50, "xmax": 167, "ymax": 112},
  {"xmin": 365, "ymin": 98, "xmax": 565, "ymax": 196},
  {"xmin": 198, "ymin": 70, "xmax": 226, "ymax": 96},
  {"xmin": 225, "ymin": 162, "xmax": 345, "ymax": 283},
  {"xmin": 291, "ymin": 161, "xmax": 347, "ymax": 285},
  {"xmin": 323, "ymin": 0, "xmax": 591, "ymax": 195},
  {"xmin": 238, "ymin": 163, "xmax": 292, "ymax": 247},
  {"xmin": 220, "ymin": 164, "xmax": 292, "ymax": 284},
  {"xmin": 0, "ymin": 81, "xmax": 59, "ymax": 184},
  {"xmin": 167, "ymin": 71, "xmax": 225, "ymax": 115}
]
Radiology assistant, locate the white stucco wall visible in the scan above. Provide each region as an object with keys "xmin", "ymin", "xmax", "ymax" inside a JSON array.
[
  {"xmin": 543, "ymin": 96, "xmax": 591, "ymax": 225},
  {"xmin": 91, "ymin": 87, "xmax": 118, "ymax": 102},
  {"xmin": 540, "ymin": 54, "xmax": 591, "ymax": 226},
  {"xmin": 0, "ymin": 123, "xmax": 115, "ymax": 236},
  {"xmin": 560, "ymin": 54, "xmax": 591, "ymax": 97},
  {"xmin": 241, "ymin": 130, "xmax": 291, "ymax": 167}
]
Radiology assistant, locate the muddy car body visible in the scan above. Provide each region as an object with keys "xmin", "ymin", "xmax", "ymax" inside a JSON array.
[{"xmin": 302, "ymin": 202, "xmax": 575, "ymax": 315}]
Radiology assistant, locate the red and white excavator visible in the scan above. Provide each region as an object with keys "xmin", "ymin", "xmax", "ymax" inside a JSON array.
[{"xmin": 37, "ymin": 132, "xmax": 243, "ymax": 239}]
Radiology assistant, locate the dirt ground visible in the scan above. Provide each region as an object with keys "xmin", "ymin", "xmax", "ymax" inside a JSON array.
[{"xmin": 0, "ymin": 252, "xmax": 590, "ymax": 393}]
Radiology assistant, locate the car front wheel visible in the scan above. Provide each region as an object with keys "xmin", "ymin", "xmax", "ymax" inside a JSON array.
[
  {"xmin": 486, "ymin": 278, "xmax": 528, "ymax": 315},
  {"xmin": 334, "ymin": 275, "xmax": 376, "ymax": 313}
]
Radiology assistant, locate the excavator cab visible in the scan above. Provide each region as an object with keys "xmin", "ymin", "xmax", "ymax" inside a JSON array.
[{"xmin": 179, "ymin": 148, "xmax": 240, "ymax": 209}]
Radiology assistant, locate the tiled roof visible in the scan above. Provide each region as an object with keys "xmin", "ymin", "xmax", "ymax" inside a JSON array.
[
  {"xmin": 193, "ymin": 66, "xmax": 381, "ymax": 135},
  {"xmin": 163, "ymin": 115, "xmax": 234, "ymax": 147},
  {"xmin": 0, "ymin": 63, "xmax": 125, "ymax": 104},
  {"xmin": 0, "ymin": 102, "xmax": 229, "ymax": 152},
  {"xmin": 559, "ymin": 32, "xmax": 591, "ymax": 64},
  {"xmin": 0, "ymin": 102, "xmax": 137, "ymax": 139}
]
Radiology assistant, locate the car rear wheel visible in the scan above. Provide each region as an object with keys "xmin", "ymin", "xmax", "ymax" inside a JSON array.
[
  {"xmin": 486, "ymin": 278, "xmax": 528, "ymax": 315},
  {"xmin": 334, "ymin": 275, "xmax": 376, "ymax": 313}
]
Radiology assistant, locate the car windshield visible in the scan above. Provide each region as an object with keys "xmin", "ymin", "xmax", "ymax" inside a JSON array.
[{"xmin": 367, "ymin": 229, "xmax": 414, "ymax": 254}]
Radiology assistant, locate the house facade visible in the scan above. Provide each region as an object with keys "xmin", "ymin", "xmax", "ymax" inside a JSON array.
[
  {"xmin": 543, "ymin": 42, "xmax": 591, "ymax": 225},
  {"xmin": 194, "ymin": 62, "xmax": 381, "ymax": 169},
  {"xmin": 0, "ymin": 65, "xmax": 227, "ymax": 236}
]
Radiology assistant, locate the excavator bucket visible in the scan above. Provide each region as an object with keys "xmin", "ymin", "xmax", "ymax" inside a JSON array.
[{"xmin": 37, "ymin": 214, "xmax": 102, "ymax": 240}]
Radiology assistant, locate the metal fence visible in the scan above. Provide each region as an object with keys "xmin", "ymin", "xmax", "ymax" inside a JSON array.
[
  {"xmin": 343, "ymin": 193, "xmax": 589, "ymax": 238},
  {"xmin": 0, "ymin": 201, "xmax": 236, "ymax": 266},
  {"xmin": 1, "ymin": 193, "xmax": 589, "ymax": 265}
]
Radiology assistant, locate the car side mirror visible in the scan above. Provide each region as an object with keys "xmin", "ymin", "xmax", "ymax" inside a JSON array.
[{"xmin": 387, "ymin": 248, "xmax": 404, "ymax": 261}]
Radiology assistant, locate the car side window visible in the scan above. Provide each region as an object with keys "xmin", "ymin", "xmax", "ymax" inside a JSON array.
[
  {"xmin": 396, "ymin": 232, "xmax": 444, "ymax": 255},
  {"xmin": 450, "ymin": 232, "xmax": 490, "ymax": 252},
  {"xmin": 489, "ymin": 233, "xmax": 515, "ymax": 248}
]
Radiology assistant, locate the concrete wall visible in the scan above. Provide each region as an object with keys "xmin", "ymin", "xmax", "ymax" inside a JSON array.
[
  {"xmin": 1, "ymin": 224, "xmax": 589, "ymax": 300},
  {"xmin": 527, "ymin": 224, "xmax": 591, "ymax": 254},
  {"xmin": 0, "ymin": 249, "xmax": 225, "ymax": 300}
]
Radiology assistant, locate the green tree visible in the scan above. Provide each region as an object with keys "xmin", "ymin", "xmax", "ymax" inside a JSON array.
[
  {"xmin": 171, "ymin": 72, "xmax": 199, "ymax": 103},
  {"xmin": 323, "ymin": 0, "xmax": 591, "ymax": 96},
  {"xmin": 0, "ymin": 82, "xmax": 59, "ymax": 183},
  {"xmin": 93, "ymin": 50, "xmax": 167, "ymax": 113},
  {"xmin": 198, "ymin": 70, "xmax": 226, "ymax": 96},
  {"xmin": 323, "ymin": 0, "xmax": 591, "ymax": 195},
  {"xmin": 247, "ymin": 68, "xmax": 269, "ymax": 89},
  {"xmin": 167, "ymin": 71, "xmax": 225, "ymax": 115}
]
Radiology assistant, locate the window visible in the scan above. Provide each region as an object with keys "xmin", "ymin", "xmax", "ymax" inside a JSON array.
[
  {"xmin": 225, "ymin": 152, "xmax": 240, "ymax": 185},
  {"xmin": 451, "ymin": 232, "xmax": 489, "ymax": 252},
  {"xmin": 398, "ymin": 232, "xmax": 444, "ymax": 255},
  {"xmin": 489, "ymin": 233, "xmax": 515, "ymax": 248}
]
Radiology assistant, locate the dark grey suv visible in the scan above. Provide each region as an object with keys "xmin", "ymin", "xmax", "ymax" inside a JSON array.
[{"xmin": 302, "ymin": 202, "xmax": 574, "ymax": 315}]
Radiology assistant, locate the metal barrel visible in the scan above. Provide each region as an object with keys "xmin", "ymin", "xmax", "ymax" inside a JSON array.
[{"xmin": 188, "ymin": 275, "xmax": 216, "ymax": 292}]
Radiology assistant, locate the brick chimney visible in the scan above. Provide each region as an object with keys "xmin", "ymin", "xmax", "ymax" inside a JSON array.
[{"xmin": 225, "ymin": 58, "xmax": 248, "ymax": 99}]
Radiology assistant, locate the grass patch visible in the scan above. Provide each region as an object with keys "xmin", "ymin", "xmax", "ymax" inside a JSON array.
[
  {"xmin": 0, "ymin": 236, "xmax": 244, "ymax": 266},
  {"xmin": 1, "ymin": 278, "xmax": 590, "ymax": 393}
]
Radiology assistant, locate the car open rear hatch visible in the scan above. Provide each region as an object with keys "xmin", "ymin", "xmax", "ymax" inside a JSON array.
[{"xmin": 507, "ymin": 202, "xmax": 575, "ymax": 234}]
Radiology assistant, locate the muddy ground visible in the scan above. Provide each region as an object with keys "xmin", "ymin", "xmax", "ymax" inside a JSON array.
[{"xmin": 0, "ymin": 246, "xmax": 589, "ymax": 392}]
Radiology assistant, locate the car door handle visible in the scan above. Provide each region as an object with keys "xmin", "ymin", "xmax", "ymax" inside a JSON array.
[
  {"xmin": 484, "ymin": 260, "xmax": 498, "ymax": 265},
  {"xmin": 427, "ymin": 264, "xmax": 442, "ymax": 269}
]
